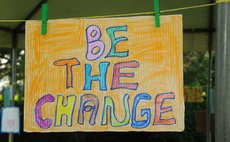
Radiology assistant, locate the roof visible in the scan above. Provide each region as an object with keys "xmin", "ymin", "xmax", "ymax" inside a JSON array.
[{"xmin": 0, "ymin": 0, "xmax": 214, "ymax": 51}]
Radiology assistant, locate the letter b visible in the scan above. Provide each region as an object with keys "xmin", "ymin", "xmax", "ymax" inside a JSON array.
[{"xmin": 86, "ymin": 25, "xmax": 105, "ymax": 61}]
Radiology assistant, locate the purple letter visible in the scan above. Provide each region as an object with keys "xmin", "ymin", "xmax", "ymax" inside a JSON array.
[{"xmin": 35, "ymin": 94, "xmax": 55, "ymax": 129}]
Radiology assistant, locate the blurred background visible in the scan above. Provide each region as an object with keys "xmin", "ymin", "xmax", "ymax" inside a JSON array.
[{"xmin": 0, "ymin": 0, "xmax": 218, "ymax": 142}]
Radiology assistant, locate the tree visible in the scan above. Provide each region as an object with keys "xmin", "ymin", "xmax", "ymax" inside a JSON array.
[{"xmin": 0, "ymin": 48, "xmax": 25, "ymax": 104}]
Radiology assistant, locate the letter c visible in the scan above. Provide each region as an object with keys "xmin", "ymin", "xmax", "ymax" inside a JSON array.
[{"xmin": 35, "ymin": 94, "xmax": 55, "ymax": 129}]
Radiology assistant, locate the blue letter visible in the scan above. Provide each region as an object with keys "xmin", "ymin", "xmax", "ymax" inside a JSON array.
[
  {"xmin": 84, "ymin": 62, "xmax": 110, "ymax": 91},
  {"xmin": 131, "ymin": 93, "xmax": 151, "ymax": 128}
]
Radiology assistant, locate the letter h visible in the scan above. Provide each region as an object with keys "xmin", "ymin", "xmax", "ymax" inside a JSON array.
[{"xmin": 84, "ymin": 62, "xmax": 110, "ymax": 91}]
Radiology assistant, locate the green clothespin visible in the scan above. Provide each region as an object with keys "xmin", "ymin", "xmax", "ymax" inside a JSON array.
[
  {"xmin": 42, "ymin": 3, "xmax": 48, "ymax": 35},
  {"xmin": 154, "ymin": 0, "xmax": 160, "ymax": 27}
]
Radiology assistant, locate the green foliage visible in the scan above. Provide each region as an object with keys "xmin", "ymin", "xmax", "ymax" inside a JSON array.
[
  {"xmin": 0, "ymin": 48, "xmax": 11, "ymax": 79},
  {"xmin": 182, "ymin": 51, "xmax": 213, "ymax": 142},
  {"xmin": 184, "ymin": 51, "xmax": 209, "ymax": 86},
  {"xmin": 0, "ymin": 48, "xmax": 25, "ymax": 105}
]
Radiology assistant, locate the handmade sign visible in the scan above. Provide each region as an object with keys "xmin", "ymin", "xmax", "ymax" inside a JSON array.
[
  {"xmin": 1, "ymin": 107, "xmax": 20, "ymax": 133},
  {"xmin": 25, "ymin": 15, "xmax": 184, "ymax": 132}
]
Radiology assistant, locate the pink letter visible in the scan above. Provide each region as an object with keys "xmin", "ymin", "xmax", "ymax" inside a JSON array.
[
  {"xmin": 153, "ymin": 92, "xmax": 176, "ymax": 125},
  {"xmin": 86, "ymin": 25, "xmax": 105, "ymax": 60},
  {"xmin": 112, "ymin": 60, "xmax": 139, "ymax": 90}
]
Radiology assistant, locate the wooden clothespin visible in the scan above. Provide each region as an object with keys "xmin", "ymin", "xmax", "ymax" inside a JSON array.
[
  {"xmin": 154, "ymin": 0, "xmax": 160, "ymax": 27},
  {"xmin": 42, "ymin": 3, "xmax": 48, "ymax": 35}
]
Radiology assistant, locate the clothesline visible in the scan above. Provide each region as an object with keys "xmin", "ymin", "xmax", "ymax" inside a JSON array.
[{"xmin": 0, "ymin": 0, "xmax": 229, "ymax": 23}]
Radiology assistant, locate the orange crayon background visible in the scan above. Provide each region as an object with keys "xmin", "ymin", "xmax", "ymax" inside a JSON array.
[{"xmin": 25, "ymin": 15, "xmax": 184, "ymax": 132}]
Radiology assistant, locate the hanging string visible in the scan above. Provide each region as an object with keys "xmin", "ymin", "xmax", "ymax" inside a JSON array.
[
  {"xmin": 0, "ymin": 0, "xmax": 229, "ymax": 22},
  {"xmin": 216, "ymin": 0, "xmax": 230, "ymax": 2}
]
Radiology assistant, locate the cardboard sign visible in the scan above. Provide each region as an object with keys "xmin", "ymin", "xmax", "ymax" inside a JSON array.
[
  {"xmin": 25, "ymin": 15, "xmax": 184, "ymax": 132},
  {"xmin": 1, "ymin": 107, "xmax": 20, "ymax": 133}
]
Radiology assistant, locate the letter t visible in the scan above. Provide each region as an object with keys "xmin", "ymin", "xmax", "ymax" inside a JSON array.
[{"xmin": 53, "ymin": 57, "xmax": 80, "ymax": 89}]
